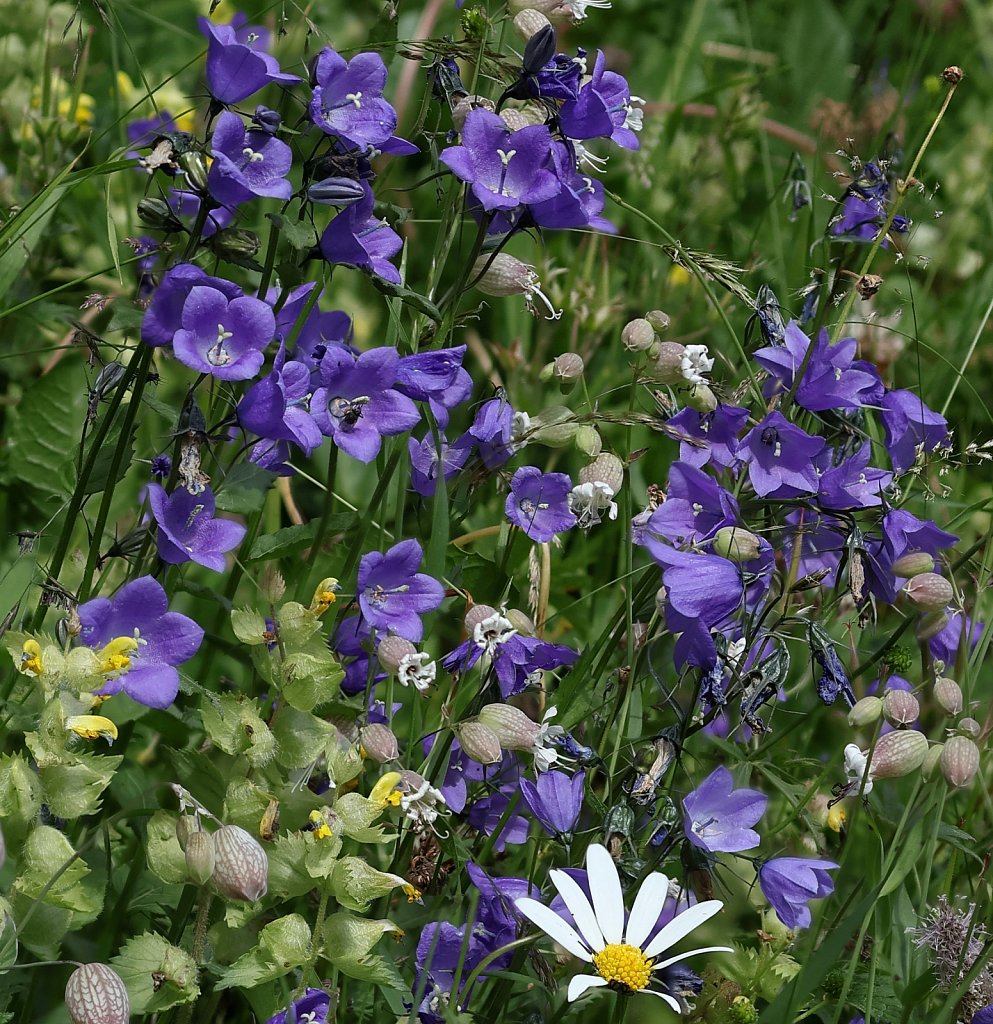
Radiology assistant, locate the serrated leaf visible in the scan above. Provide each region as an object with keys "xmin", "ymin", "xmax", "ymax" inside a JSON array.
[
  {"xmin": 39, "ymin": 752, "xmax": 122, "ymax": 818},
  {"xmin": 111, "ymin": 932, "xmax": 199, "ymax": 1013},
  {"xmin": 214, "ymin": 915, "xmax": 311, "ymax": 990},
  {"xmin": 267, "ymin": 832, "xmax": 329, "ymax": 899},
  {"xmin": 272, "ymin": 707, "xmax": 335, "ymax": 770},
  {"xmin": 846, "ymin": 965, "xmax": 902, "ymax": 1022},
  {"xmin": 0, "ymin": 902, "xmax": 18, "ymax": 970},
  {"xmin": 266, "ymin": 212, "xmax": 318, "ymax": 252},
  {"xmin": 0, "ymin": 752, "xmax": 43, "ymax": 846},
  {"xmin": 330, "ymin": 857, "xmax": 406, "ymax": 912},
  {"xmin": 231, "ymin": 607, "xmax": 268, "ymax": 645},
  {"xmin": 323, "ymin": 912, "xmax": 399, "ymax": 962},
  {"xmin": 13, "ymin": 826, "xmax": 102, "ymax": 917}
]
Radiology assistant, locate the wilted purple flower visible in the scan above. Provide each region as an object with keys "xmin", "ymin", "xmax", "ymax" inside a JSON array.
[
  {"xmin": 759, "ymin": 857, "xmax": 838, "ymax": 930},
  {"xmin": 440, "ymin": 109, "xmax": 560, "ymax": 213},
  {"xmin": 637, "ymin": 462, "xmax": 738, "ymax": 549},
  {"xmin": 559, "ymin": 50, "xmax": 643, "ymax": 149},
  {"xmin": 198, "ymin": 16, "xmax": 300, "ymax": 106},
  {"xmin": 506, "ymin": 467, "xmax": 576, "ymax": 542},
  {"xmin": 237, "ymin": 345, "xmax": 322, "ymax": 457},
  {"xmin": 78, "ymin": 576, "xmax": 204, "ymax": 708},
  {"xmin": 739, "ymin": 412, "xmax": 825, "ymax": 498},
  {"xmin": 520, "ymin": 769, "xmax": 584, "ymax": 836},
  {"xmin": 311, "ymin": 346, "xmax": 419, "ymax": 462},
  {"xmin": 395, "ymin": 346, "xmax": 472, "ymax": 428},
  {"xmin": 683, "ymin": 765, "xmax": 767, "ymax": 853},
  {"xmin": 468, "ymin": 395, "xmax": 516, "ymax": 469},
  {"xmin": 357, "ymin": 539, "xmax": 444, "ymax": 642},
  {"xmin": 817, "ymin": 445, "xmax": 892, "ymax": 510},
  {"xmin": 408, "ymin": 435, "xmax": 471, "ymax": 497},
  {"xmin": 172, "ymin": 286, "xmax": 275, "ymax": 380},
  {"xmin": 879, "ymin": 389, "xmax": 949, "ymax": 473},
  {"xmin": 754, "ymin": 321, "xmax": 882, "ymax": 412},
  {"xmin": 141, "ymin": 263, "xmax": 241, "ymax": 348},
  {"xmin": 831, "ymin": 161, "xmax": 910, "ymax": 243},
  {"xmin": 526, "ymin": 51, "xmax": 584, "ymax": 102},
  {"xmin": 252, "ymin": 105, "xmax": 281, "ymax": 134},
  {"xmin": 667, "ymin": 404, "xmax": 748, "ymax": 470},
  {"xmin": 265, "ymin": 988, "xmax": 331, "ymax": 1024},
  {"xmin": 148, "ymin": 483, "xmax": 246, "ymax": 572},
  {"xmin": 207, "ymin": 110, "xmax": 293, "ymax": 208},
  {"xmin": 309, "ymin": 48, "xmax": 402, "ymax": 150},
  {"xmin": 319, "ymin": 183, "xmax": 404, "ymax": 285}
]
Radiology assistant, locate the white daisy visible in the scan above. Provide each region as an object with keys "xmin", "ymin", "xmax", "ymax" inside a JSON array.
[{"xmin": 515, "ymin": 843, "xmax": 731, "ymax": 1010}]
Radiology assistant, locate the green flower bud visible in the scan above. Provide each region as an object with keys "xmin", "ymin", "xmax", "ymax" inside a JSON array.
[
  {"xmin": 574, "ymin": 424, "xmax": 603, "ymax": 457},
  {"xmin": 922, "ymin": 743, "xmax": 944, "ymax": 779},
  {"xmin": 891, "ymin": 551, "xmax": 935, "ymax": 577},
  {"xmin": 185, "ymin": 830, "xmax": 215, "ymax": 886},
  {"xmin": 137, "ymin": 197, "xmax": 184, "ymax": 232},
  {"xmin": 957, "ymin": 717, "xmax": 982, "ymax": 739},
  {"xmin": 504, "ymin": 608, "xmax": 536, "ymax": 636},
  {"xmin": 529, "ymin": 406, "xmax": 578, "ymax": 447},
  {"xmin": 916, "ymin": 610, "xmax": 950, "ymax": 641},
  {"xmin": 712, "ymin": 526, "xmax": 761, "ymax": 562},
  {"xmin": 477, "ymin": 704, "xmax": 540, "ymax": 750},
  {"xmin": 209, "ymin": 227, "xmax": 261, "ymax": 261},
  {"xmin": 686, "ymin": 382, "xmax": 718, "ymax": 413},
  {"xmin": 645, "ymin": 309, "xmax": 671, "ymax": 333},
  {"xmin": 847, "ymin": 695, "xmax": 883, "ymax": 727},
  {"xmin": 177, "ymin": 149, "xmax": 209, "ymax": 192}
]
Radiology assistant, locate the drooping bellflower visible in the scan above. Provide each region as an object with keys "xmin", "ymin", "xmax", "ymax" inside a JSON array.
[
  {"xmin": 505, "ymin": 466, "xmax": 577, "ymax": 543},
  {"xmin": 758, "ymin": 857, "xmax": 838, "ymax": 930},
  {"xmin": 198, "ymin": 16, "xmax": 300, "ymax": 106},
  {"xmin": 147, "ymin": 484, "xmax": 246, "ymax": 572},
  {"xmin": 319, "ymin": 183, "xmax": 404, "ymax": 285}
]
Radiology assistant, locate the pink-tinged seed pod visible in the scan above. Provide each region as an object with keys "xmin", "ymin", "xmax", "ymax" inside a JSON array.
[
  {"xmin": 377, "ymin": 635, "xmax": 418, "ymax": 674},
  {"xmin": 65, "ymin": 963, "xmax": 129, "ymax": 1024},
  {"xmin": 940, "ymin": 735, "xmax": 980, "ymax": 787},
  {"xmin": 848, "ymin": 696, "xmax": 883, "ymax": 728},
  {"xmin": 512, "ymin": 8, "xmax": 551, "ymax": 39},
  {"xmin": 933, "ymin": 677, "xmax": 963, "ymax": 715},
  {"xmin": 957, "ymin": 717, "xmax": 982, "ymax": 739},
  {"xmin": 499, "ymin": 108, "xmax": 532, "ymax": 132},
  {"xmin": 477, "ymin": 704, "xmax": 540, "ymax": 750},
  {"xmin": 472, "ymin": 253, "xmax": 535, "ymax": 298},
  {"xmin": 891, "ymin": 551, "xmax": 935, "ymax": 578},
  {"xmin": 185, "ymin": 830, "xmax": 215, "ymax": 886},
  {"xmin": 211, "ymin": 824, "xmax": 268, "ymax": 902},
  {"xmin": 645, "ymin": 310, "xmax": 671, "ymax": 334},
  {"xmin": 922, "ymin": 743, "xmax": 944, "ymax": 779},
  {"xmin": 649, "ymin": 341, "xmax": 686, "ymax": 383},
  {"xmin": 903, "ymin": 572, "xmax": 954, "ymax": 611},
  {"xmin": 869, "ymin": 729, "xmax": 929, "ymax": 779},
  {"xmin": 621, "ymin": 318, "xmax": 656, "ymax": 352},
  {"xmin": 578, "ymin": 453, "xmax": 624, "ymax": 495},
  {"xmin": 451, "ymin": 94, "xmax": 495, "ymax": 131},
  {"xmin": 456, "ymin": 721, "xmax": 504, "ymax": 765},
  {"xmin": 464, "ymin": 604, "xmax": 498, "ymax": 634},
  {"xmin": 915, "ymin": 610, "xmax": 949, "ymax": 641},
  {"xmin": 882, "ymin": 689, "xmax": 920, "ymax": 727},
  {"xmin": 359, "ymin": 723, "xmax": 400, "ymax": 764}
]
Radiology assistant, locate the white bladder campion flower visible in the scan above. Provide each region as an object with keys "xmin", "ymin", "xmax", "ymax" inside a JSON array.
[{"xmin": 515, "ymin": 843, "xmax": 730, "ymax": 1009}]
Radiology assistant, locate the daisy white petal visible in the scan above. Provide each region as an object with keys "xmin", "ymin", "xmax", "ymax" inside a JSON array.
[
  {"xmin": 586, "ymin": 843, "xmax": 625, "ymax": 945},
  {"xmin": 643, "ymin": 899, "xmax": 724, "ymax": 959},
  {"xmin": 515, "ymin": 897, "xmax": 594, "ymax": 961},
  {"xmin": 550, "ymin": 869, "xmax": 605, "ymax": 952},
  {"xmin": 643, "ymin": 990, "xmax": 683, "ymax": 1013},
  {"xmin": 624, "ymin": 870, "xmax": 670, "ymax": 948},
  {"xmin": 652, "ymin": 945, "xmax": 734, "ymax": 971},
  {"xmin": 566, "ymin": 975, "xmax": 608, "ymax": 1002}
]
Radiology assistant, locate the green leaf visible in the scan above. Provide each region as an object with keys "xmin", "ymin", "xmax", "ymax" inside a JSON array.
[
  {"xmin": 110, "ymin": 932, "xmax": 199, "ymax": 1013},
  {"xmin": 846, "ymin": 965, "xmax": 903, "ymax": 1022},
  {"xmin": 366, "ymin": 0, "xmax": 398, "ymax": 47},
  {"xmin": 248, "ymin": 522, "xmax": 316, "ymax": 561},
  {"xmin": 77, "ymin": 422, "xmax": 136, "ymax": 496},
  {"xmin": 0, "ymin": 753, "xmax": 43, "ymax": 846},
  {"xmin": 13, "ymin": 825, "xmax": 102, "ymax": 917},
  {"xmin": 265, "ymin": 212, "xmax": 318, "ymax": 252},
  {"xmin": 280, "ymin": 647, "xmax": 345, "ymax": 712},
  {"xmin": 267, "ymin": 832, "xmax": 330, "ymax": 899},
  {"xmin": 323, "ymin": 912, "xmax": 399, "ymax": 962},
  {"xmin": 214, "ymin": 462, "xmax": 276, "ymax": 513},
  {"xmin": 0, "ymin": 180, "xmax": 69, "ymax": 304},
  {"xmin": 330, "ymin": 857, "xmax": 406, "ymax": 912},
  {"xmin": 231, "ymin": 607, "xmax": 268, "ymax": 645},
  {"xmin": 271, "ymin": 706, "xmax": 336, "ymax": 770},
  {"xmin": 39, "ymin": 752, "xmax": 122, "ymax": 818},
  {"xmin": 0, "ymin": 901, "xmax": 18, "ymax": 970},
  {"xmin": 214, "ymin": 914, "xmax": 311, "ymax": 990},
  {"xmin": 1, "ymin": 361, "xmax": 86, "ymax": 502},
  {"xmin": 145, "ymin": 811, "xmax": 189, "ymax": 885}
]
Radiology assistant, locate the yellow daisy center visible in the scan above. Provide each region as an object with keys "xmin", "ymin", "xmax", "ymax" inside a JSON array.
[{"xmin": 592, "ymin": 943, "xmax": 653, "ymax": 992}]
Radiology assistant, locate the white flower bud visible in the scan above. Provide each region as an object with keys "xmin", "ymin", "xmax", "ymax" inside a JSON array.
[
  {"xmin": 578, "ymin": 453, "xmax": 624, "ymax": 495},
  {"xmin": 472, "ymin": 253, "xmax": 559, "ymax": 319},
  {"xmin": 452, "ymin": 94, "xmax": 495, "ymax": 130},
  {"xmin": 648, "ymin": 341, "xmax": 686, "ymax": 382},
  {"xmin": 185, "ymin": 830, "xmax": 216, "ymax": 886},
  {"xmin": 712, "ymin": 526, "xmax": 762, "ymax": 562},
  {"xmin": 464, "ymin": 604, "xmax": 498, "ymax": 633},
  {"xmin": 891, "ymin": 552, "xmax": 935, "ymax": 578}
]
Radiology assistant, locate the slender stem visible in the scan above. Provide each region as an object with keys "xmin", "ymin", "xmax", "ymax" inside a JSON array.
[{"xmin": 177, "ymin": 889, "xmax": 213, "ymax": 1024}]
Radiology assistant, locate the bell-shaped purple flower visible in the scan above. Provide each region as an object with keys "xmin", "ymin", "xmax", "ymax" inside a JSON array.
[
  {"xmin": 167, "ymin": 189, "xmax": 234, "ymax": 239},
  {"xmin": 357, "ymin": 539, "xmax": 444, "ymax": 641},
  {"xmin": 754, "ymin": 321, "xmax": 883, "ymax": 412},
  {"xmin": 739, "ymin": 411, "xmax": 825, "ymax": 498},
  {"xmin": 468, "ymin": 395, "xmax": 516, "ymax": 469},
  {"xmin": 268, "ymin": 281, "xmax": 352, "ymax": 366},
  {"xmin": 682, "ymin": 765, "xmax": 767, "ymax": 853},
  {"xmin": 559, "ymin": 50, "xmax": 643, "ymax": 149},
  {"xmin": 308, "ymin": 48, "xmax": 408, "ymax": 151},
  {"xmin": 817, "ymin": 445, "xmax": 892, "ymax": 510},
  {"xmin": 637, "ymin": 461, "xmax": 738, "ymax": 549},
  {"xmin": 265, "ymin": 988, "xmax": 331, "ymax": 1024},
  {"xmin": 237, "ymin": 345, "xmax": 322, "ymax": 456},
  {"xmin": 667, "ymin": 404, "xmax": 749, "ymax": 470},
  {"xmin": 199, "ymin": 16, "xmax": 300, "ymax": 106},
  {"xmin": 319, "ymin": 183, "xmax": 404, "ymax": 284},
  {"xmin": 141, "ymin": 263, "xmax": 241, "ymax": 348},
  {"xmin": 882, "ymin": 508, "xmax": 957, "ymax": 564},
  {"xmin": 172, "ymin": 286, "xmax": 275, "ymax": 380},
  {"xmin": 311, "ymin": 346, "xmax": 419, "ymax": 462},
  {"xmin": 395, "ymin": 346, "xmax": 473, "ymax": 428},
  {"xmin": 831, "ymin": 162, "xmax": 910, "ymax": 243},
  {"xmin": 520, "ymin": 770, "xmax": 584, "ymax": 837},
  {"xmin": 78, "ymin": 576, "xmax": 204, "ymax": 709},
  {"xmin": 506, "ymin": 467, "xmax": 577, "ymax": 543},
  {"xmin": 148, "ymin": 484, "xmax": 246, "ymax": 572},
  {"xmin": 207, "ymin": 110, "xmax": 293, "ymax": 208},
  {"xmin": 408, "ymin": 434, "xmax": 471, "ymax": 497},
  {"xmin": 879, "ymin": 389, "xmax": 949, "ymax": 473},
  {"xmin": 440, "ymin": 109, "xmax": 561, "ymax": 213},
  {"xmin": 759, "ymin": 857, "xmax": 838, "ymax": 930},
  {"xmin": 530, "ymin": 141, "xmax": 615, "ymax": 233}
]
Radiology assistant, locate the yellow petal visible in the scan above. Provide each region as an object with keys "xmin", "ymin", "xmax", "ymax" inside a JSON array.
[
  {"xmin": 65, "ymin": 715, "xmax": 119, "ymax": 744},
  {"xmin": 369, "ymin": 771, "xmax": 403, "ymax": 806}
]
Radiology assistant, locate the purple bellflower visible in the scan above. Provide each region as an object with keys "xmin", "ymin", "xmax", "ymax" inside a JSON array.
[
  {"xmin": 559, "ymin": 50, "xmax": 643, "ymax": 149},
  {"xmin": 520, "ymin": 769, "xmax": 585, "ymax": 837},
  {"xmin": 167, "ymin": 189, "xmax": 233, "ymax": 239},
  {"xmin": 638, "ymin": 461, "xmax": 739, "ymax": 549},
  {"xmin": 78, "ymin": 576, "xmax": 204, "ymax": 709},
  {"xmin": 207, "ymin": 110, "xmax": 293, "ymax": 208},
  {"xmin": 357, "ymin": 539, "xmax": 444, "ymax": 642},
  {"xmin": 879, "ymin": 389, "xmax": 950, "ymax": 473},
  {"xmin": 141, "ymin": 263, "xmax": 241, "ymax": 348},
  {"xmin": 506, "ymin": 467, "xmax": 577, "ymax": 542},
  {"xmin": 468, "ymin": 395, "xmax": 516, "ymax": 469},
  {"xmin": 817, "ymin": 445, "xmax": 892, "ymax": 511},
  {"xmin": 739, "ymin": 411, "xmax": 825, "ymax": 498},
  {"xmin": 268, "ymin": 281, "xmax": 353, "ymax": 366},
  {"xmin": 311, "ymin": 346, "xmax": 419, "ymax": 462},
  {"xmin": 831, "ymin": 161, "xmax": 910, "ymax": 243},
  {"xmin": 319, "ymin": 183, "xmax": 404, "ymax": 285},
  {"xmin": 666, "ymin": 404, "xmax": 748, "ymax": 470},
  {"xmin": 530, "ymin": 140, "xmax": 615, "ymax": 233},
  {"xmin": 408, "ymin": 434, "xmax": 471, "ymax": 497},
  {"xmin": 147, "ymin": 484, "xmax": 246, "ymax": 572},
  {"xmin": 883, "ymin": 508, "xmax": 957, "ymax": 564},
  {"xmin": 440, "ymin": 109, "xmax": 561, "ymax": 213},
  {"xmin": 198, "ymin": 16, "xmax": 300, "ymax": 106},
  {"xmin": 759, "ymin": 857, "xmax": 838, "ymax": 930},
  {"xmin": 754, "ymin": 321, "xmax": 883, "ymax": 412},
  {"xmin": 395, "ymin": 346, "xmax": 473, "ymax": 428},
  {"xmin": 238, "ymin": 345, "xmax": 322, "ymax": 457},
  {"xmin": 683, "ymin": 765, "xmax": 767, "ymax": 854},
  {"xmin": 265, "ymin": 988, "xmax": 331, "ymax": 1024},
  {"xmin": 172, "ymin": 285, "xmax": 275, "ymax": 380}
]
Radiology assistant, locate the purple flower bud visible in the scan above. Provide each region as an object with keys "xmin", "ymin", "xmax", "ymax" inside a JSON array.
[{"xmin": 307, "ymin": 176, "xmax": 368, "ymax": 206}]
